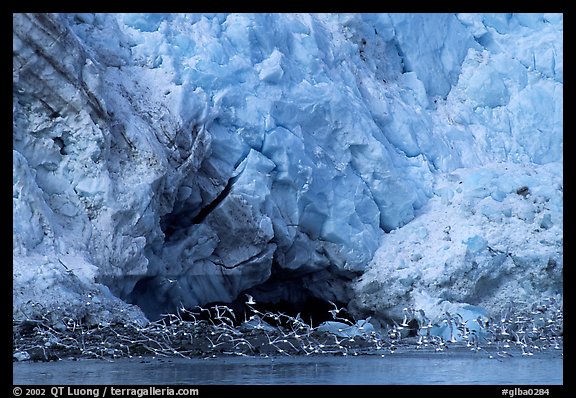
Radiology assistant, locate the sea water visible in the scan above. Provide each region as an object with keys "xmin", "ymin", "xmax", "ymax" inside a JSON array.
[{"xmin": 14, "ymin": 351, "xmax": 562, "ymax": 385}]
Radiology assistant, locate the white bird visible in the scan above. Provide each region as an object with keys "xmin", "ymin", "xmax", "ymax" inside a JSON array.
[
  {"xmin": 328, "ymin": 301, "xmax": 351, "ymax": 323},
  {"xmin": 206, "ymin": 336, "xmax": 226, "ymax": 349},
  {"xmin": 401, "ymin": 308, "xmax": 411, "ymax": 327},
  {"xmin": 521, "ymin": 345, "xmax": 534, "ymax": 356},
  {"xmin": 328, "ymin": 301, "xmax": 342, "ymax": 319},
  {"xmin": 245, "ymin": 294, "xmax": 256, "ymax": 305}
]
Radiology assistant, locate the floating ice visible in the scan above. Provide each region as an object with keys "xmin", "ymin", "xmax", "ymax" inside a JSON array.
[{"xmin": 317, "ymin": 319, "xmax": 376, "ymax": 338}]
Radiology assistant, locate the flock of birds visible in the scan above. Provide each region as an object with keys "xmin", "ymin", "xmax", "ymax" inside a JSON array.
[
  {"xmin": 156, "ymin": 294, "xmax": 563, "ymax": 359},
  {"xmin": 387, "ymin": 299, "xmax": 563, "ymax": 358},
  {"xmin": 13, "ymin": 295, "xmax": 562, "ymax": 361}
]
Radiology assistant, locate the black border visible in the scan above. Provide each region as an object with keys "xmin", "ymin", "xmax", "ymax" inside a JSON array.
[{"xmin": 10, "ymin": 7, "xmax": 569, "ymax": 394}]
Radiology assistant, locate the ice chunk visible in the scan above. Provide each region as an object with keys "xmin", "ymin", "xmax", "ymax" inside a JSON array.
[
  {"xmin": 465, "ymin": 64, "xmax": 510, "ymax": 108},
  {"xmin": 317, "ymin": 319, "xmax": 376, "ymax": 338},
  {"xmin": 257, "ymin": 49, "xmax": 284, "ymax": 84}
]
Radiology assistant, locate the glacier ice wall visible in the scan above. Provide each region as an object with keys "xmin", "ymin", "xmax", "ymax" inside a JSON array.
[
  {"xmin": 351, "ymin": 162, "xmax": 563, "ymax": 326},
  {"xmin": 13, "ymin": 13, "xmax": 562, "ymax": 324}
]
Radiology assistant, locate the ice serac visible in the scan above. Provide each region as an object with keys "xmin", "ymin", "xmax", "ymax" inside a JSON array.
[
  {"xmin": 13, "ymin": 13, "xmax": 148, "ymax": 325},
  {"xmin": 387, "ymin": 13, "xmax": 480, "ymax": 98},
  {"xmin": 351, "ymin": 162, "xmax": 563, "ymax": 327},
  {"xmin": 351, "ymin": 13, "xmax": 563, "ymax": 325},
  {"xmin": 13, "ymin": 13, "xmax": 562, "ymax": 326}
]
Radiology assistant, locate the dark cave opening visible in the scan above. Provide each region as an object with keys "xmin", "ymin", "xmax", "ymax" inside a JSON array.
[
  {"xmin": 122, "ymin": 270, "xmax": 357, "ymax": 329},
  {"xmin": 229, "ymin": 264, "xmax": 358, "ymax": 328},
  {"xmin": 167, "ymin": 294, "xmax": 353, "ymax": 330},
  {"xmin": 138, "ymin": 179, "xmax": 361, "ymax": 326},
  {"xmin": 237, "ymin": 294, "xmax": 352, "ymax": 328},
  {"xmin": 126, "ymin": 276, "xmax": 176, "ymax": 321}
]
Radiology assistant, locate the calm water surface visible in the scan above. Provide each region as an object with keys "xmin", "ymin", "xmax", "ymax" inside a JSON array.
[{"xmin": 14, "ymin": 352, "xmax": 562, "ymax": 385}]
